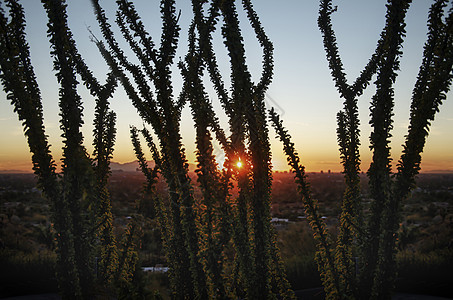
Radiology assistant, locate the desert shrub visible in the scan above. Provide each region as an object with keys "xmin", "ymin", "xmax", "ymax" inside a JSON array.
[
  {"xmin": 396, "ymin": 249, "xmax": 453, "ymax": 297},
  {"xmin": 0, "ymin": 249, "xmax": 57, "ymax": 297},
  {"xmin": 283, "ymin": 254, "xmax": 321, "ymax": 291}
]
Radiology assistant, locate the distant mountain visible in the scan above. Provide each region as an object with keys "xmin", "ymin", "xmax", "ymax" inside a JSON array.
[
  {"xmin": 110, "ymin": 160, "xmax": 197, "ymax": 172},
  {"xmin": 422, "ymin": 169, "xmax": 453, "ymax": 174},
  {"xmin": 110, "ymin": 160, "xmax": 154, "ymax": 172},
  {"xmin": 0, "ymin": 160, "xmax": 199, "ymax": 174},
  {"xmin": 0, "ymin": 169, "xmax": 32, "ymax": 174}
]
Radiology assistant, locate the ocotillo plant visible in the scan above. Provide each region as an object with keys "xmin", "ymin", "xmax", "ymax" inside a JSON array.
[
  {"xmin": 320, "ymin": 0, "xmax": 413, "ymax": 297},
  {"xmin": 91, "ymin": 0, "xmax": 294, "ymax": 298},
  {"xmin": 185, "ymin": 0, "xmax": 295, "ymax": 297},
  {"xmin": 91, "ymin": 0, "xmax": 207, "ymax": 297},
  {"xmin": 0, "ymin": 0, "xmax": 140, "ymax": 298},
  {"xmin": 271, "ymin": 0, "xmax": 452, "ymax": 299},
  {"xmin": 181, "ymin": 1, "xmax": 293, "ymax": 297},
  {"xmin": 0, "ymin": 1, "xmax": 80, "ymax": 296}
]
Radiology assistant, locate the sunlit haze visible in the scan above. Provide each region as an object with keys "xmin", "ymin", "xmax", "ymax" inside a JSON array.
[{"xmin": 0, "ymin": 0, "xmax": 452, "ymax": 173}]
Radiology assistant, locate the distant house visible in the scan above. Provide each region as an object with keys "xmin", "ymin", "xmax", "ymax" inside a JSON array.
[
  {"xmin": 271, "ymin": 217, "xmax": 289, "ymax": 223},
  {"xmin": 142, "ymin": 266, "xmax": 169, "ymax": 273}
]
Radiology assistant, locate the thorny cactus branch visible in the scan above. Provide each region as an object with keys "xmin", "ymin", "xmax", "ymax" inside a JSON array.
[{"xmin": 269, "ymin": 108, "xmax": 341, "ymax": 298}]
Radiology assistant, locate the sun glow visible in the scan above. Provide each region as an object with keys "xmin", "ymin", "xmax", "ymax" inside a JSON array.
[{"xmin": 236, "ymin": 161, "xmax": 243, "ymax": 168}]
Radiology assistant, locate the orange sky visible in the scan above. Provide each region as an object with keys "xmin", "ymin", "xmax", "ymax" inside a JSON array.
[
  {"xmin": 1, "ymin": 120, "xmax": 451, "ymax": 173},
  {"xmin": 1, "ymin": 1, "xmax": 452, "ymax": 174}
]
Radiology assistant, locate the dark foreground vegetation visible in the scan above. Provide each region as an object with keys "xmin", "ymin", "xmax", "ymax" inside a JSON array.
[{"xmin": 1, "ymin": 171, "xmax": 452, "ymax": 298}]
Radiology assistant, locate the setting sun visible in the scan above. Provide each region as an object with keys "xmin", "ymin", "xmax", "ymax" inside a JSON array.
[{"xmin": 236, "ymin": 161, "xmax": 242, "ymax": 168}]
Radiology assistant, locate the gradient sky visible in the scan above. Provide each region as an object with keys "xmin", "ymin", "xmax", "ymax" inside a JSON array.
[{"xmin": 0, "ymin": 0, "xmax": 452, "ymax": 173}]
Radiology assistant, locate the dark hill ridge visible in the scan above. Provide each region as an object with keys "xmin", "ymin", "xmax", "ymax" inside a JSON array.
[
  {"xmin": 110, "ymin": 160, "xmax": 197, "ymax": 172},
  {"xmin": 110, "ymin": 160, "xmax": 153, "ymax": 172}
]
